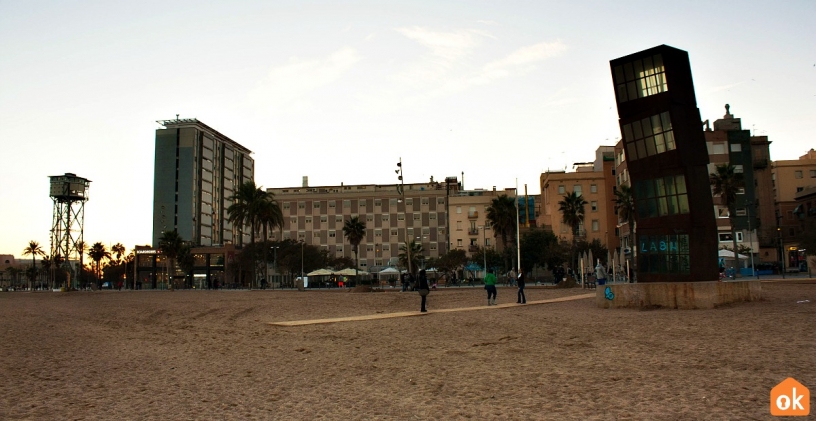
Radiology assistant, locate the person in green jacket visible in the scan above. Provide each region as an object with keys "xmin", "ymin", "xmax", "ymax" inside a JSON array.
[{"xmin": 484, "ymin": 269, "xmax": 498, "ymax": 305}]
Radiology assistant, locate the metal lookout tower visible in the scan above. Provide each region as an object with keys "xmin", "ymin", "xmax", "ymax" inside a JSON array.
[{"xmin": 49, "ymin": 173, "xmax": 91, "ymax": 288}]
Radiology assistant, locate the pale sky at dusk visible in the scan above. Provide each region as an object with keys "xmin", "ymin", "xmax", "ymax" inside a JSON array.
[{"xmin": 1, "ymin": 0, "xmax": 814, "ymax": 257}]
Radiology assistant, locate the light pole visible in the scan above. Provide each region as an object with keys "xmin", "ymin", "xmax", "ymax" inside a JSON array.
[
  {"xmin": 396, "ymin": 158, "xmax": 412, "ymax": 276},
  {"xmin": 480, "ymin": 226, "xmax": 487, "ymax": 280},
  {"xmin": 269, "ymin": 246, "xmax": 279, "ymax": 288},
  {"xmin": 300, "ymin": 241, "xmax": 305, "ymax": 280}
]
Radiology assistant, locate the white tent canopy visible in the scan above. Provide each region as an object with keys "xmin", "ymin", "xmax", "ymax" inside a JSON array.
[
  {"xmin": 378, "ymin": 267, "xmax": 400, "ymax": 274},
  {"xmin": 307, "ymin": 269, "xmax": 334, "ymax": 276},
  {"xmin": 718, "ymin": 249, "xmax": 749, "ymax": 260},
  {"xmin": 336, "ymin": 268, "xmax": 370, "ymax": 276}
]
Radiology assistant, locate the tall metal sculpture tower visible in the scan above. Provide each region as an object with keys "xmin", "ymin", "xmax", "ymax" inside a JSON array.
[{"xmin": 49, "ymin": 173, "xmax": 91, "ymax": 286}]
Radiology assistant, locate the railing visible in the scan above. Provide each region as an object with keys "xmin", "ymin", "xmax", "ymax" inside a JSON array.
[
  {"xmin": 468, "ymin": 229, "xmax": 479, "ymax": 235},
  {"xmin": 468, "ymin": 211, "xmax": 478, "ymax": 219},
  {"xmin": 468, "ymin": 245, "xmax": 479, "ymax": 252}
]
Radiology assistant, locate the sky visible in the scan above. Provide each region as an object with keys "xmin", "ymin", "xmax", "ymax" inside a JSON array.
[{"xmin": 1, "ymin": 0, "xmax": 814, "ymax": 257}]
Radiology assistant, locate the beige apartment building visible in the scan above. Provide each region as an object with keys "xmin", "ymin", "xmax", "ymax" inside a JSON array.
[
  {"xmin": 448, "ymin": 188, "xmax": 513, "ymax": 256},
  {"xmin": 267, "ymin": 178, "xmax": 459, "ymax": 271},
  {"xmin": 773, "ymin": 149, "xmax": 816, "ymax": 269},
  {"xmin": 541, "ymin": 146, "xmax": 618, "ymax": 250}
]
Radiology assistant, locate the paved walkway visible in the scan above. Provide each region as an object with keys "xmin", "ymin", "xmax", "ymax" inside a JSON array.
[{"xmin": 268, "ymin": 293, "xmax": 595, "ymax": 327}]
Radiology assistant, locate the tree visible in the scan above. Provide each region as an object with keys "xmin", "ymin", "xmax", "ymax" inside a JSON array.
[
  {"xmin": 575, "ymin": 239, "xmax": 609, "ymax": 265},
  {"xmin": 519, "ymin": 228, "xmax": 562, "ymax": 272},
  {"xmin": 76, "ymin": 240, "xmax": 87, "ymax": 287},
  {"xmin": 558, "ymin": 191, "xmax": 588, "ymax": 268},
  {"xmin": 486, "ymin": 194, "xmax": 518, "ymax": 268},
  {"xmin": 87, "ymin": 242, "xmax": 111, "ymax": 288},
  {"xmin": 227, "ymin": 181, "xmax": 278, "ymax": 288},
  {"xmin": 398, "ymin": 240, "xmax": 424, "ymax": 275},
  {"xmin": 176, "ymin": 243, "xmax": 195, "ymax": 288},
  {"xmin": 613, "ymin": 184, "xmax": 637, "ymax": 281},
  {"xmin": 22, "ymin": 240, "xmax": 45, "ymax": 291},
  {"xmin": 158, "ymin": 230, "xmax": 183, "ymax": 289},
  {"xmin": 710, "ymin": 163, "xmax": 745, "ymax": 269},
  {"xmin": 434, "ymin": 249, "xmax": 468, "ymax": 280},
  {"xmin": 342, "ymin": 216, "xmax": 366, "ymax": 278}
]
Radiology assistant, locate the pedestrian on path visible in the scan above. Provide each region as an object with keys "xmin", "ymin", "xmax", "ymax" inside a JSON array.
[
  {"xmin": 516, "ymin": 269, "xmax": 526, "ymax": 304},
  {"xmin": 417, "ymin": 269, "xmax": 430, "ymax": 312},
  {"xmin": 484, "ymin": 269, "xmax": 497, "ymax": 305}
]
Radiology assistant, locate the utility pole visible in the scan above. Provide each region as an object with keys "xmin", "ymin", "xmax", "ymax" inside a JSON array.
[{"xmin": 396, "ymin": 158, "xmax": 412, "ymax": 276}]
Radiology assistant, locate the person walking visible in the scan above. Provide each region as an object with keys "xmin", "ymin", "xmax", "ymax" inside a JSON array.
[
  {"xmin": 516, "ymin": 269, "xmax": 526, "ymax": 304},
  {"xmin": 484, "ymin": 269, "xmax": 497, "ymax": 305},
  {"xmin": 417, "ymin": 269, "xmax": 430, "ymax": 312},
  {"xmin": 595, "ymin": 261, "xmax": 607, "ymax": 286}
]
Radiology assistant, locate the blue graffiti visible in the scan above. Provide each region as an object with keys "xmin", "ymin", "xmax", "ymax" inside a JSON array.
[{"xmin": 604, "ymin": 286, "xmax": 615, "ymax": 301}]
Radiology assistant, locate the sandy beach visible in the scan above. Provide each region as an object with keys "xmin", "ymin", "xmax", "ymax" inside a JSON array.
[{"xmin": 1, "ymin": 280, "xmax": 814, "ymax": 420}]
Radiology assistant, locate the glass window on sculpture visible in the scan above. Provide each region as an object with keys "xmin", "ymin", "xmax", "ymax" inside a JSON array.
[
  {"xmin": 639, "ymin": 234, "xmax": 690, "ymax": 274},
  {"xmin": 614, "ymin": 54, "xmax": 668, "ymax": 103},
  {"xmin": 622, "ymin": 111, "xmax": 675, "ymax": 161},
  {"xmin": 634, "ymin": 175, "xmax": 689, "ymax": 219}
]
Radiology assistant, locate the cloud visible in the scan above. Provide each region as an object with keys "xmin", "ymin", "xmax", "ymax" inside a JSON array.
[
  {"xmin": 471, "ymin": 40, "xmax": 567, "ymax": 85},
  {"xmin": 395, "ymin": 26, "xmax": 483, "ymax": 63},
  {"xmin": 250, "ymin": 47, "xmax": 360, "ymax": 111}
]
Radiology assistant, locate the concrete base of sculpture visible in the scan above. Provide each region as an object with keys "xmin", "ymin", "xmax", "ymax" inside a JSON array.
[{"xmin": 596, "ymin": 281, "xmax": 761, "ymax": 309}]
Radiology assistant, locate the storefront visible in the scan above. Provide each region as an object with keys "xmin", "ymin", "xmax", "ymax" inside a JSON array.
[{"xmin": 133, "ymin": 245, "xmax": 236, "ymax": 289}]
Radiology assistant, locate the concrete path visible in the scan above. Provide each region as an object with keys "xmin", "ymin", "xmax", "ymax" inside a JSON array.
[{"xmin": 269, "ymin": 293, "xmax": 595, "ymax": 327}]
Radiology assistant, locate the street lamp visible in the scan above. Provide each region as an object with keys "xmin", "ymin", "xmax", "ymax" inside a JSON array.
[
  {"xmin": 396, "ymin": 158, "xmax": 412, "ymax": 276},
  {"xmin": 269, "ymin": 246, "xmax": 279, "ymax": 288},
  {"xmin": 480, "ymin": 226, "xmax": 487, "ymax": 280},
  {"xmin": 300, "ymin": 240, "xmax": 305, "ymax": 280}
]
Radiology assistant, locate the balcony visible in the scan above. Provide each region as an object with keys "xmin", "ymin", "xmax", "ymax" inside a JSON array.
[
  {"xmin": 468, "ymin": 229, "xmax": 479, "ymax": 235},
  {"xmin": 467, "ymin": 211, "xmax": 478, "ymax": 219},
  {"xmin": 468, "ymin": 245, "xmax": 480, "ymax": 252}
]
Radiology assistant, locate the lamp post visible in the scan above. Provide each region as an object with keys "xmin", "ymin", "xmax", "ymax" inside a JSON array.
[
  {"xmin": 396, "ymin": 158, "xmax": 412, "ymax": 276},
  {"xmin": 269, "ymin": 246, "xmax": 279, "ymax": 288},
  {"xmin": 480, "ymin": 226, "xmax": 487, "ymax": 280},
  {"xmin": 300, "ymin": 241, "xmax": 305, "ymax": 280},
  {"xmin": 777, "ymin": 226, "xmax": 785, "ymax": 279}
]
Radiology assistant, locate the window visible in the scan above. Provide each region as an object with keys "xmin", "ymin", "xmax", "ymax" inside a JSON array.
[
  {"xmin": 359, "ymin": 259, "xmax": 367, "ymax": 268},
  {"xmin": 437, "ymin": 198, "xmax": 445, "ymax": 204},
  {"xmin": 734, "ymin": 165, "xmax": 744, "ymax": 174},
  {"xmin": 283, "ymin": 202, "xmax": 290, "ymax": 209},
  {"xmin": 290, "ymin": 217, "xmax": 297, "ymax": 224},
  {"xmin": 336, "ymin": 246, "xmax": 343, "ymax": 253},
  {"xmin": 485, "ymin": 239, "xmax": 491, "ymax": 247},
  {"xmin": 366, "ymin": 245, "xmax": 374, "ymax": 252},
  {"xmin": 413, "ymin": 214, "xmax": 421, "ymax": 221},
  {"xmin": 335, "ymin": 215, "xmax": 343, "ymax": 222},
  {"xmin": 735, "ymin": 208, "xmax": 747, "ymax": 217},
  {"xmin": 390, "ymin": 198, "xmax": 398, "ymax": 206},
  {"xmin": 382, "ymin": 214, "xmax": 390, "ymax": 221},
  {"xmin": 320, "ymin": 216, "xmax": 327, "ymax": 222},
  {"xmin": 429, "ymin": 213, "xmax": 437, "ymax": 220},
  {"xmin": 456, "ymin": 206, "xmax": 462, "ymax": 214},
  {"xmin": 422, "ymin": 227, "xmax": 430, "ymax": 235},
  {"xmin": 634, "ymin": 175, "xmax": 689, "ymax": 219},
  {"xmin": 730, "ymin": 143, "xmax": 742, "ymax": 152},
  {"xmin": 590, "ymin": 184, "xmax": 598, "ymax": 193},
  {"xmin": 421, "ymin": 198, "xmax": 429, "ymax": 205},
  {"xmin": 638, "ymin": 234, "xmax": 690, "ymax": 274},
  {"xmin": 405, "ymin": 198, "xmax": 413, "ymax": 206},
  {"xmin": 796, "ymin": 187, "xmax": 804, "ymax": 193},
  {"xmin": 718, "ymin": 232, "xmax": 744, "ymax": 242},
  {"xmin": 343, "ymin": 200, "xmax": 351, "ymax": 208},
  {"xmin": 614, "ymin": 54, "xmax": 668, "ymax": 103},
  {"xmin": 359, "ymin": 200, "xmax": 366, "ymax": 208},
  {"xmin": 305, "ymin": 217, "xmax": 312, "ymax": 224},
  {"xmin": 622, "ymin": 111, "xmax": 675, "ymax": 161},
  {"xmin": 717, "ymin": 207, "xmax": 729, "ymax": 218},
  {"xmin": 391, "ymin": 229, "xmax": 398, "ymax": 237},
  {"xmin": 591, "ymin": 201, "xmax": 598, "ymax": 212},
  {"xmin": 398, "ymin": 213, "xmax": 405, "ymax": 221},
  {"xmin": 456, "ymin": 221, "xmax": 462, "ymax": 230},
  {"xmin": 375, "ymin": 229, "xmax": 382, "ymax": 237},
  {"xmin": 298, "ymin": 201, "xmax": 305, "ymax": 209},
  {"xmin": 328, "ymin": 201, "xmax": 336, "ymax": 208},
  {"xmin": 374, "ymin": 199, "xmax": 381, "ymax": 207},
  {"xmin": 329, "ymin": 231, "xmax": 336, "ymax": 238},
  {"xmin": 313, "ymin": 202, "xmax": 320, "ymax": 209},
  {"xmin": 795, "ymin": 170, "xmax": 803, "ymax": 179},
  {"xmin": 430, "ymin": 243, "xmax": 437, "ymax": 251},
  {"xmin": 298, "ymin": 231, "xmax": 305, "ymax": 240},
  {"xmin": 313, "ymin": 232, "xmax": 320, "ymax": 238},
  {"xmin": 383, "ymin": 244, "xmax": 390, "ymax": 251},
  {"xmin": 366, "ymin": 215, "xmax": 374, "ymax": 222},
  {"xmin": 591, "ymin": 220, "xmax": 600, "ymax": 231},
  {"xmin": 810, "ymin": 170, "xmax": 816, "ymax": 178},
  {"xmin": 558, "ymin": 185, "xmax": 565, "ymax": 194},
  {"xmin": 457, "ymin": 239, "xmax": 463, "ymax": 247},
  {"xmin": 573, "ymin": 185, "xmax": 582, "ymax": 196}
]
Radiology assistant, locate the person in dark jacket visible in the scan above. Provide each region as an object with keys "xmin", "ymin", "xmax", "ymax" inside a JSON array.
[
  {"xmin": 417, "ymin": 269, "xmax": 430, "ymax": 312},
  {"xmin": 516, "ymin": 269, "xmax": 526, "ymax": 304}
]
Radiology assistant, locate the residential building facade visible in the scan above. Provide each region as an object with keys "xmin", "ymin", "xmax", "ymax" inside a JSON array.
[
  {"xmin": 267, "ymin": 178, "xmax": 460, "ymax": 271},
  {"xmin": 773, "ymin": 149, "xmax": 816, "ymax": 270}
]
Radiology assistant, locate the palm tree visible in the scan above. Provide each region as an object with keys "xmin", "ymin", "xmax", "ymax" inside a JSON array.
[
  {"xmin": 558, "ymin": 192, "xmax": 588, "ymax": 269},
  {"xmin": 22, "ymin": 241, "xmax": 45, "ymax": 291},
  {"xmin": 710, "ymin": 163, "xmax": 745, "ymax": 269},
  {"xmin": 398, "ymin": 240, "xmax": 424, "ymax": 275},
  {"xmin": 41, "ymin": 255, "xmax": 52, "ymax": 289},
  {"xmin": 342, "ymin": 216, "xmax": 366, "ymax": 278},
  {"xmin": 76, "ymin": 240, "xmax": 87, "ymax": 288},
  {"xmin": 257, "ymin": 195, "xmax": 284, "ymax": 287},
  {"xmin": 613, "ymin": 184, "xmax": 637, "ymax": 281},
  {"xmin": 158, "ymin": 230, "xmax": 183, "ymax": 290},
  {"xmin": 227, "ymin": 181, "xmax": 276, "ymax": 288},
  {"xmin": 485, "ymin": 194, "xmax": 518, "ymax": 268},
  {"xmin": 87, "ymin": 242, "xmax": 111, "ymax": 288}
]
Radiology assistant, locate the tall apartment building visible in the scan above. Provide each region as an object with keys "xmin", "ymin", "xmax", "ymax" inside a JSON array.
[
  {"xmin": 267, "ymin": 178, "xmax": 460, "ymax": 271},
  {"xmin": 540, "ymin": 146, "xmax": 618, "ymax": 250},
  {"xmin": 773, "ymin": 149, "xmax": 816, "ymax": 269},
  {"xmin": 703, "ymin": 105, "xmax": 775, "ymax": 262},
  {"xmin": 152, "ymin": 118, "xmax": 254, "ymax": 247},
  {"xmin": 449, "ymin": 188, "xmax": 509, "ymax": 256}
]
